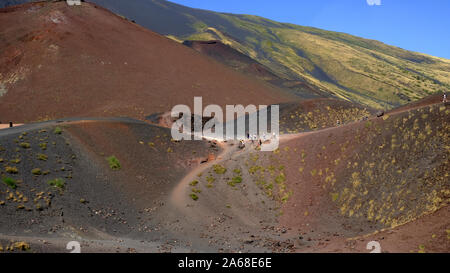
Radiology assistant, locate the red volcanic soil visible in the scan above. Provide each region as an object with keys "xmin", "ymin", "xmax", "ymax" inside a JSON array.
[
  {"xmin": 317, "ymin": 205, "xmax": 450, "ymax": 253},
  {"xmin": 183, "ymin": 40, "xmax": 328, "ymax": 99},
  {"xmin": 388, "ymin": 93, "xmax": 446, "ymax": 114},
  {"xmin": 273, "ymin": 99, "xmax": 449, "ymax": 250},
  {"xmin": 0, "ymin": 1, "xmax": 297, "ymax": 123}
]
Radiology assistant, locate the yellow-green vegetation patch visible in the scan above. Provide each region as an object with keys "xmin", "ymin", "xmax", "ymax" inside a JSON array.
[
  {"xmin": 331, "ymin": 192, "xmax": 339, "ymax": 202},
  {"xmin": 54, "ymin": 127, "xmax": 62, "ymax": 134},
  {"xmin": 228, "ymin": 176, "xmax": 242, "ymax": 187},
  {"xmin": 39, "ymin": 143, "xmax": 47, "ymax": 150},
  {"xmin": 190, "ymin": 193, "xmax": 199, "ymax": 201},
  {"xmin": 189, "ymin": 180, "xmax": 199, "ymax": 186},
  {"xmin": 2, "ymin": 177, "xmax": 17, "ymax": 189},
  {"xmin": 106, "ymin": 156, "xmax": 121, "ymax": 170},
  {"xmin": 37, "ymin": 154, "xmax": 48, "ymax": 161},
  {"xmin": 206, "ymin": 175, "xmax": 215, "ymax": 188},
  {"xmin": 417, "ymin": 245, "xmax": 426, "ymax": 253},
  {"xmin": 281, "ymin": 190, "xmax": 293, "ymax": 203},
  {"xmin": 274, "ymin": 173, "xmax": 286, "ymax": 184},
  {"xmin": 47, "ymin": 178, "xmax": 65, "ymax": 189},
  {"xmin": 5, "ymin": 166, "xmax": 18, "ymax": 174},
  {"xmin": 19, "ymin": 142, "xmax": 30, "ymax": 149},
  {"xmin": 31, "ymin": 168, "xmax": 42, "ymax": 175},
  {"xmin": 213, "ymin": 164, "xmax": 226, "ymax": 174}
]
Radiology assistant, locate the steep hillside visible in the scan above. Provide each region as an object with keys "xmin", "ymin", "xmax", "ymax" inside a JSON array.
[
  {"xmin": 0, "ymin": 97, "xmax": 448, "ymax": 253},
  {"xmin": 87, "ymin": 0, "xmax": 450, "ymax": 109},
  {"xmin": 175, "ymin": 97, "xmax": 449, "ymax": 252},
  {"xmin": 182, "ymin": 40, "xmax": 329, "ymax": 99},
  {"xmin": 0, "ymin": 1, "xmax": 296, "ymax": 123}
]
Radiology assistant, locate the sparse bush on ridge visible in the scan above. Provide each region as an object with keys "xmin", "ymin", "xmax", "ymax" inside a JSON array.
[{"xmin": 107, "ymin": 156, "xmax": 121, "ymax": 170}]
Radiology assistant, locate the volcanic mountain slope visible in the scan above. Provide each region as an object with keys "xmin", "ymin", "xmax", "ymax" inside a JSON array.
[
  {"xmin": 0, "ymin": 1, "xmax": 296, "ymax": 123},
  {"xmin": 277, "ymin": 102, "xmax": 448, "ymax": 233},
  {"xmin": 0, "ymin": 118, "xmax": 217, "ymax": 252},
  {"xmin": 0, "ymin": 96, "xmax": 448, "ymax": 253},
  {"xmin": 184, "ymin": 96, "xmax": 449, "ymax": 253},
  {"xmin": 0, "ymin": 117, "xmax": 292, "ymax": 253},
  {"xmin": 182, "ymin": 40, "xmax": 328, "ymax": 99},
  {"xmin": 84, "ymin": 0, "xmax": 450, "ymax": 110}
]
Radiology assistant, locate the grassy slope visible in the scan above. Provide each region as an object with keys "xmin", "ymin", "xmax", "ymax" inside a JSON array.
[
  {"xmin": 84, "ymin": 0, "xmax": 450, "ymax": 110},
  {"xmin": 181, "ymin": 14, "xmax": 450, "ymax": 110}
]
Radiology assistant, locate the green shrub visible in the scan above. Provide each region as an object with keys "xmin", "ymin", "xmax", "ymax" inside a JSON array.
[
  {"xmin": 10, "ymin": 158, "xmax": 21, "ymax": 164},
  {"xmin": 19, "ymin": 142, "xmax": 30, "ymax": 149},
  {"xmin": 228, "ymin": 176, "xmax": 243, "ymax": 187},
  {"xmin": 39, "ymin": 143, "xmax": 47, "ymax": 150},
  {"xmin": 206, "ymin": 175, "xmax": 215, "ymax": 183},
  {"xmin": 189, "ymin": 180, "xmax": 199, "ymax": 186},
  {"xmin": 37, "ymin": 154, "xmax": 48, "ymax": 161},
  {"xmin": 47, "ymin": 178, "xmax": 65, "ymax": 189},
  {"xmin": 54, "ymin": 127, "xmax": 62, "ymax": 134},
  {"xmin": 190, "ymin": 193, "xmax": 199, "ymax": 201},
  {"xmin": 107, "ymin": 156, "xmax": 121, "ymax": 170},
  {"xmin": 213, "ymin": 164, "xmax": 226, "ymax": 174},
  {"xmin": 275, "ymin": 173, "xmax": 286, "ymax": 184},
  {"xmin": 2, "ymin": 177, "xmax": 17, "ymax": 189},
  {"xmin": 31, "ymin": 168, "xmax": 42, "ymax": 175},
  {"xmin": 5, "ymin": 166, "xmax": 18, "ymax": 174}
]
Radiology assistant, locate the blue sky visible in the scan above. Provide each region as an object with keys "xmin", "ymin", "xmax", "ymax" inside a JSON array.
[{"xmin": 169, "ymin": 0, "xmax": 450, "ymax": 59}]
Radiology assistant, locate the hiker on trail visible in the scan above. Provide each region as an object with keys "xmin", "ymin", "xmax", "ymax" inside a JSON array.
[
  {"xmin": 239, "ymin": 140, "xmax": 245, "ymax": 149},
  {"xmin": 336, "ymin": 120, "xmax": 340, "ymax": 126},
  {"xmin": 444, "ymin": 93, "xmax": 447, "ymax": 103}
]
